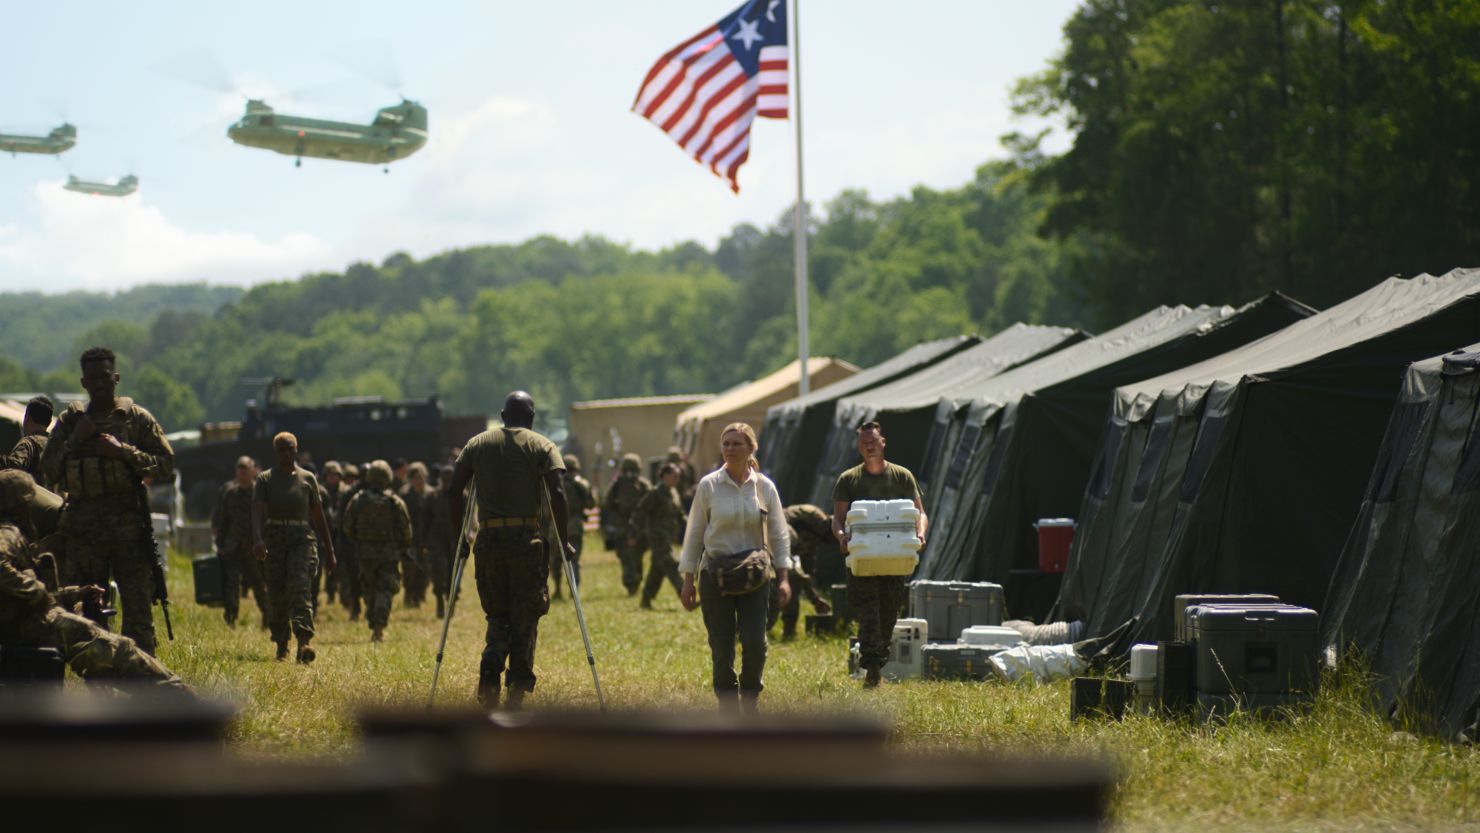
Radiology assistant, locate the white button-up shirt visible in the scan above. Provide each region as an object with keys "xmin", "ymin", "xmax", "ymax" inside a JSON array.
[{"xmin": 678, "ymin": 466, "xmax": 793, "ymax": 575}]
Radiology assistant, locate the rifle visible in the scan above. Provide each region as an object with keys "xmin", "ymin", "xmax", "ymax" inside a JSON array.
[{"xmin": 138, "ymin": 482, "xmax": 174, "ymax": 641}]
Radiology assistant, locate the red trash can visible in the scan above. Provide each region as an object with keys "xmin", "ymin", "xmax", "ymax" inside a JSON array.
[{"xmin": 1034, "ymin": 518, "xmax": 1075, "ymax": 573}]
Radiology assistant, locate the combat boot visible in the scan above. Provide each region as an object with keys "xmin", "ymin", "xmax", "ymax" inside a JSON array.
[
  {"xmin": 781, "ymin": 623, "xmax": 797, "ymax": 641},
  {"xmin": 224, "ymin": 611, "xmax": 236, "ymax": 628},
  {"xmin": 436, "ymin": 594, "xmax": 445, "ymax": 619},
  {"xmin": 296, "ymin": 638, "xmax": 316, "ymax": 665},
  {"xmin": 503, "ymin": 689, "xmax": 525, "ymax": 712},
  {"xmin": 371, "ymin": 627, "xmax": 385, "ymax": 643},
  {"xmin": 739, "ymin": 692, "xmax": 761, "ymax": 715},
  {"xmin": 715, "ymin": 690, "xmax": 740, "ymax": 712},
  {"xmin": 863, "ymin": 668, "xmax": 882, "ymax": 688},
  {"xmin": 275, "ymin": 641, "xmax": 290, "ymax": 661},
  {"xmin": 639, "ymin": 596, "xmax": 653, "ymax": 610}
]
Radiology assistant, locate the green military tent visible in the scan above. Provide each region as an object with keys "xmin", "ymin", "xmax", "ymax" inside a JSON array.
[
  {"xmin": 1323, "ymin": 343, "xmax": 1480, "ymax": 740},
  {"xmin": 917, "ymin": 295, "xmax": 1313, "ymax": 585},
  {"xmin": 758, "ymin": 334, "xmax": 981, "ymax": 504},
  {"xmin": 807, "ymin": 323, "xmax": 1085, "ymax": 507},
  {"xmin": 1058, "ymin": 268, "xmax": 1480, "ymax": 645}
]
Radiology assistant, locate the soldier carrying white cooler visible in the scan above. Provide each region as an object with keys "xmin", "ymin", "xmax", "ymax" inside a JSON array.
[{"xmin": 831, "ymin": 419, "xmax": 927, "ymax": 688}]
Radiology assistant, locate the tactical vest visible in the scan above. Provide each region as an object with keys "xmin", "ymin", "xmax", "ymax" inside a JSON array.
[
  {"xmin": 351, "ymin": 491, "xmax": 406, "ymax": 545},
  {"xmin": 59, "ymin": 397, "xmax": 146, "ymax": 499}
]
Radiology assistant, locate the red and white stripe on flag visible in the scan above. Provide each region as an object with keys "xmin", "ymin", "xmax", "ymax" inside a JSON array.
[{"xmin": 632, "ymin": 1, "xmax": 789, "ymax": 193}]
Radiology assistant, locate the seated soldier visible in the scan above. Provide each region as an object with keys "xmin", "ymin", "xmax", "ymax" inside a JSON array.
[{"xmin": 0, "ymin": 471, "xmax": 193, "ymax": 695}]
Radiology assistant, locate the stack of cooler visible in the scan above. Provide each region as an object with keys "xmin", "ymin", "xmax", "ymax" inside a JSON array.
[
  {"xmin": 881, "ymin": 618, "xmax": 928, "ymax": 681},
  {"xmin": 913, "ymin": 583, "xmax": 1010, "ymax": 681},
  {"xmin": 1154, "ymin": 594, "xmax": 1320, "ymax": 720},
  {"xmin": 844, "ymin": 500, "xmax": 922, "ymax": 577}
]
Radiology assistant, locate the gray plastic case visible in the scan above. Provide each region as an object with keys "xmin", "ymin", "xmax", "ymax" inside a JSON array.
[{"xmin": 908, "ymin": 580, "xmax": 1005, "ymax": 641}]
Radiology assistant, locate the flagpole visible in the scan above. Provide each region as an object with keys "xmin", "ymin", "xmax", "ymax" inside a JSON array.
[{"xmin": 790, "ymin": 0, "xmax": 810, "ymax": 396}]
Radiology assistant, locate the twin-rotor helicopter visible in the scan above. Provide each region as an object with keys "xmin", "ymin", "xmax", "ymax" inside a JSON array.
[{"xmin": 4, "ymin": 48, "xmax": 430, "ymax": 197}]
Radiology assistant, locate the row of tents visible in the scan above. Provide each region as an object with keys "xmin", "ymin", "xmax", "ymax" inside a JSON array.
[{"xmin": 754, "ymin": 267, "xmax": 1480, "ymax": 738}]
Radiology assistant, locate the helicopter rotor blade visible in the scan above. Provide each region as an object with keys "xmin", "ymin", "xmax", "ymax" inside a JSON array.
[
  {"xmin": 328, "ymin": 40, "xmax": 405, "ymax": 95},
  {"xmin": 152, "ymin": 48, "xmax": 241, "ymax": 97}
]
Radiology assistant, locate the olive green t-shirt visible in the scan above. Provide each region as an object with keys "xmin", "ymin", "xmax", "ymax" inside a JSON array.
[
  {"xmin": 254, "ymin": 467, "xmax": 323, "ymax": 522},
  {"xmin": 457, "ymin": 427, "xmax": 565, "ymax": 520},
  {"xmin": 832, "ymin": 461, "xmax": 922, "ymax": 506}
]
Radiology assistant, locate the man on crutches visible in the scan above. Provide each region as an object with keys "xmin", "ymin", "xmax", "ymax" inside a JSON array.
[{"xmin": 445, "ymin": 391, "xmax": 575, "ymax": 710}]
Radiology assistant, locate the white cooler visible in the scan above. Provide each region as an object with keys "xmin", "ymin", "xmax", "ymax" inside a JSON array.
[
  {"xmin": 846, "ymin": 499, "xmax": 921, "ymax": 577},
  {"xmin": 959, "ymin": 625, "xmax": 1024, "ymax": 652},
  {"xmin": 882, "ymin": 617, "xmax": 928, "ymax": 681}
]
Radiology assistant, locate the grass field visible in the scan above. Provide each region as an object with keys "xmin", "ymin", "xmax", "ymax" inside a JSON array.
[{"xmin": 154, "ymin": 536, "xmax": 1480, "ymax": 832}]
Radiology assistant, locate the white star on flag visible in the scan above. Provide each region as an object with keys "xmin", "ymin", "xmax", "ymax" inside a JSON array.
[{"xmin": 732, "ymin": 18, "xmax": 763, "ymax": 50}]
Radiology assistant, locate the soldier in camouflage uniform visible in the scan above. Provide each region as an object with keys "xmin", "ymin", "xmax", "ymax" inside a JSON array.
[
  {"xmin": 343, "ymin": 460, "xmax": 412, "ymax": 642},
  {"xmin": 552, "ymin": 453, "xmax": 594, "ymax": 599},
  {"xmin": 666, "ymin": 446, "xmax": 698, "ymax": 511},
  {"xmin": 422, "ymin": 465, "xmax": 456, "ymax": 618},
  {"xmin": 39, "ymin": 347, "xmax": 174, "ymax": 654},
  {"xmin": 447, "ymin": 391, "xmax": 574, "ymax": 710},
  {"xmin": 0, "ymin": 471, "xmax": 193, "ymax": 695},
  {"xmin": 767, "ymin": 504, "xmax": 834, "ymax": 639},
  {"xmin": 211, "ymin": 456, "xmax": 270, "ymax": 627},
  {"xmin": 336, "ymin": 463, "xmax": 363, "ymax": 620},
  {"xmin": 633, "ymin": 462, "xmax": 685, "ymax": 609},
  {"xmin": 1, "ymin": 396, "xmax": 54, "ymax": 489},
  {"xmin": 602, "ymin": 453, "xmax": 651, "ymax": 596},
  {"xmin": 252, "ymin": 432, "xmax": 337, "ymax": 663},
  {"xmin": 399, "ymin": 462, "xmax": 431, "ymax": 609},
  {"xmin": 318, "ymin": 461, "xmax": 347, "ymax": 606}
]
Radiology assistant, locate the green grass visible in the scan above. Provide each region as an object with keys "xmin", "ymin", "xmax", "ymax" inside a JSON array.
[{"xmin": 155, "ymin": 536, "xmax": 1480, "ymax": 831}]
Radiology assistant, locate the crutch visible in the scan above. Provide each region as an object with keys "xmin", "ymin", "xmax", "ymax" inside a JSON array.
[
  {"xmin": 428, "ymin": 484, "xmax": 478, "ymax": 709},
  {"xmin": 544, "ymin": 485, "xmax": 606, "ymax": 711}
]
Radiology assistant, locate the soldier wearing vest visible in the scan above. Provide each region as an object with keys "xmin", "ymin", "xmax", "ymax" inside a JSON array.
[
  {"xmin": 343, "ymin": 460, "xmax": 413, "ymax": 642},
  {"xmin": 39, "ymin": 347, "xmax": 175, "ymax": 654},
  {"xmin": 252, "ymin": 432, "xmax": 337, "ymax": 663},
  {"xmin": 0, "ymin": 471, "xmax": 193, "ymax": 696},
  {"xmin": 553, "ymin": 453, "xmax": 594, "ymax": 599},
  {"xmin": 399, "ymin": 462, "xmax": 432, "ymax": 609},
  {"xmin": 447, "ymin": 391, "xmax": 575, "ymax": 710},
  {"xmin": 602, "ymin": 453, "xmax": 651, "ymax": 596}
]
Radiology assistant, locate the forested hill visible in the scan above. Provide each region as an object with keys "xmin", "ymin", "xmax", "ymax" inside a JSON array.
[
  {"xmin": 1, "ymin": 158, "xmax": 1085, "ymax": 432},
  {"xmin": 0, "ymin": 284, "xmax": 241, "ymax": 383},
  {"xmin": 4, "ymin": 1, "xmax": 1476, "ymax": 434}
]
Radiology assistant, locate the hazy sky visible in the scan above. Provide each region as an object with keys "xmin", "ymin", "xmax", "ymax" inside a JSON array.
[{"xmin": 0, "ymin": 1, "xmax": 1079, "ymax": 293}]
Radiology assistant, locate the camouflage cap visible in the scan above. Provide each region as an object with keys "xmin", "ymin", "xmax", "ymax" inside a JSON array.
[
  {"xmin": 0, "ymin": 470, "xmax": 37, "ymax": 515},
  {"xmin": 620, "ymin": 453, "xmax": 642, "ymax": 471},
  {"xmin": 562, "ymin": 453, "xmax": 581, "ymax": 472},
  {"xmin": 366, "ymin": 460, "xmax": 393, "ymax": 488}
]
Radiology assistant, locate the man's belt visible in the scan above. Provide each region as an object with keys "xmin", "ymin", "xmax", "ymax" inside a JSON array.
[
  {"xmin": 482, "ymin": 516, "xmax": 540, "ymax": 529},
  {"xmin": 266, "ymin": 519, "xmax": 309, "ymax": 527}
]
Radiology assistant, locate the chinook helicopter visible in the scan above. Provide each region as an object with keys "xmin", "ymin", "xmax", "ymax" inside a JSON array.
[
  {"xmin": 0, "ymin": 123, "xmax": 77, "ymax": 156},
  {"xmin": 226, "ymin": 97, "xmax": 428, "ymax": 169},
  {"xmin": 64, "ymin": 173, "xmax": 138, "ymax": 197}
]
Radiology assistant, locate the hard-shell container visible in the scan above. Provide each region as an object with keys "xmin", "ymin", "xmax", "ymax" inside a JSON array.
[
  {"xmin": 192, "ymin": 554, "xmax": 226, "ymax": 606},
  {"xmin": 921, "ymin": 643, "xmax": 998, "ymax": 682},
  {"xmin": 909, "ymin": 580, "xmax": 1005, "ymax": 641},
  {"xmin": 958, "ymin": 625, "xmax": 1024, "ymax": 651},
  {"xmin": 1186, "ymin": 604, "xmax": 1320, "ymax": 698},
  {"xmin": 1173, "ymin": 593, "xmax": 1281, "ymax": 642},
  {"xmin": 882, "ymin": 618, "xmax": 928, "ymax": 681}
]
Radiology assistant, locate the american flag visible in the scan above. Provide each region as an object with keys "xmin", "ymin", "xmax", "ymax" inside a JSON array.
[{"xmin": 632, "ymin": 0, "xmax": 789, "ymax": 193}]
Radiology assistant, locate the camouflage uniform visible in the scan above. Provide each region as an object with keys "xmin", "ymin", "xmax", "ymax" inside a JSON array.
[
  {"xmin": 633, "ymin": 481, "xmax": 684, "ymax": 605},
  {"xmin": 767, "ymin": 504, "xmax": 835, "ymax": 636},
  {"xmin": 665, "ymin": 447, "xmax": 699, "ymax": 511},
  {"xmin": 1, "ymin": 434, "xmax": 49, "ymax": 489},
  {"xmin": 457, "ymin": 426, "xmax": 565, "ymax": 703},
  {"xmin": 343, "ymin": 481, "xmax": 412, "ymax": 632},
  {"xmin": 211, "ymin": 479, "xmax": 270, "ymax": 626},
  {"xmin": 318, "ymin": 477, "xmax": 346, "ymax": 605},
  {"xmin": 256, "ymin": 467, "xmax": 323, "ymax": 649},
  {"xmin": 335, "ymin": 478, "xmax": 364, "ymax": 619},
  {"xmin": 834, "ymin": 463, "xmax": 922, "ymax": 672},
  {"xmin": 552, "ymin": 458, "xmax": 593, "ymax": 596},
  {"xmin": 0, "ymin": 473, "xmax": 188, "ymax": 693},
  {"xmin": 420, "ymin": 486, "xmax": 455, "ymax": 611},
  {"xmin": 399, "ymin": 483, "xmax": 431, "ymax": 607},
  {"xmin": 602, "ymin": 455, "xmax": 651, "ymax": 595},
  {"xmin": 40, "ymin": 396, "xmax": 173, "ymax": 654}
]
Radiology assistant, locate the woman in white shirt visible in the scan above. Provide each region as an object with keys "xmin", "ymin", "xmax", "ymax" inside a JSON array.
[{"xmin": 679, "ymin": 422, "xmax": 792, "ymax": 712}]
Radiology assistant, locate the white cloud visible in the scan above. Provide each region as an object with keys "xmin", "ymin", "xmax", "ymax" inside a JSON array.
[{"xmin": 0, "ymin": 181, "xmax": 334, "ymax": 291}]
